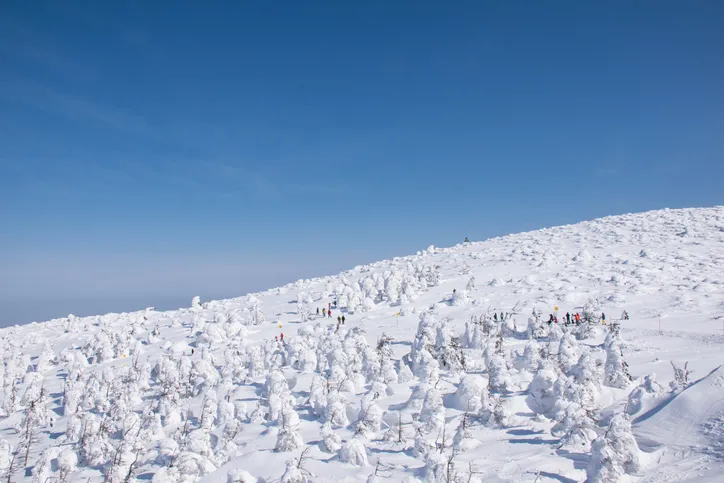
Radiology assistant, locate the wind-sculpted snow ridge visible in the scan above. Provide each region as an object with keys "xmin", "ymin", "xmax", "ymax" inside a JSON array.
[{"xmin": 1, "ymin": 206, "xmax": 723, "ymax": 483}]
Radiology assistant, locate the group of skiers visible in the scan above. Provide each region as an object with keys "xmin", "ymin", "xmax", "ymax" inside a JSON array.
[
  {"xmin": 545, "ymin": 311, "xmax": 608, "ymax": 326},
  {"xmin": 316, "ymin": 301, "xmax": 340, "ymax": 319}
]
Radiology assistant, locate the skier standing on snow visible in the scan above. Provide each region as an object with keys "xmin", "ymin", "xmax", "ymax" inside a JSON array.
[
  {"xmin": 565, "ymin": 312, "xmax": 571, "ymax": 325},
  {"xmin": 601, "ymin": 312, "xmax": 606, "ymax": 325},
  {"xmin": 547, "ymin": 314, "xmax": 554, "ymax": 325},
  {"xmin": 316, "ymin": 307, "xmax": 320, "ymax": 316},
  {"xmin": 337, "ymin": 315, "xmax": 341, "ymax": 324},
  {"xmin": 341, "ymin": 315, "xmax": 346, "ymax": 324}
]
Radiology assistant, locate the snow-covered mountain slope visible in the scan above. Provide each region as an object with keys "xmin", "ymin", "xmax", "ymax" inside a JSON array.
[{"xmin": 1, "ymin": 206, "xmax": 723, "ymax": 483}]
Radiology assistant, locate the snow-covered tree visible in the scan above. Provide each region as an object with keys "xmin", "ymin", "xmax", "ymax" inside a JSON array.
[
  {"xmin": 527, "ymin": 361, "xmax": 560, "ymax": 416},
  {"xmin": 484, "ymin": 347, "xmax": 513, "ymax": 394},
  {"xmin": 320, "ymin": 422, "xmax": 342, "ymax": 453},
  {"xmin": 515, "ymin": 338, "xmax": 541, "ymax": 373},
  {"xmin": 355, "ymin": 392, "xmax": 385, "ymax": 438},
  {"xmin": 419, "ymin": 387, "xmax": 445, "ymax": 435},
  {"xmin": 626, "ymin": 373, "xmax": 663, "ymax": 415},
  {"xmin": 324, "ymin": 391, "xmax": 350, "ymax": 427},
  {"xmin": 199, "ymin": 391, "xmax": 218, "ymax": 431},
  {"xmin": 558, "ymin": 334, "xmax": 581, "ymax": 374},
  {"xmin": 280, "ymin": 459, "xmax": 305, "ymax": 483},
  {"xmin": 451, "ymin": 374, "xmax": 486, "ymax": 412},
  {"xmin": 604, "ymin": 337, "xmax": 632, "ymax": 389},
  {"xmin": 275, "ymin": 409, "xmax": 303, "ymax": 452},
  {"xmin": 340, "ymin": 437, "xmax": 369, "ymax": 466},
  {"xmin": 385, "ymin": 274, "xmax": 402, "ymax": 305},
  {"xmin": 466, "ymin": 276, "xmax": 476, "ymax": 292},
  {"xmin": 227, "ymin": 468, "xmax": 257, "ymax": 483},
  {"xmin": 552, "ymin": 402, "xmax": 597, "ymax": 450},
  {"xmin": 58, "ymin": 448, "xmax": 78, "ymax": 482},
  {"xmin": 586, "ymin": 413, "xmax": 641, "ymax": 483},
  {"xmin": 479, "ymin": 390, "xmax": 512, "ymax": 428},
  {"xmin": 452, "ymin": 412, "xmax": 476, "ymax": 453},
  {"xmin": 191, "ymin": 296, "xmax": 202, "ymax": 310},
  {"xmin": 247, "ymin": 297, "xmax": 265, "ymax": 325},
  {"xmin": 669, "ymin": 361, "xmax": 693, "ymax": 391},
  {"xmin": 398, "ymin": 363, "xmax": 414, "ymax": 383},
  {"xmin": 526, "ymin": 315, "xmax": 544, "ymax": 340},
  {"xmin": 450, "ymin": 289, "xmax": 469, "ymax": 306}
]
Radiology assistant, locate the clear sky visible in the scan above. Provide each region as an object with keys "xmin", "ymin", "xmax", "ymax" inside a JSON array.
[{"xmin": 1, "ymin": 1, "xmax": 723, "ymax": 326}]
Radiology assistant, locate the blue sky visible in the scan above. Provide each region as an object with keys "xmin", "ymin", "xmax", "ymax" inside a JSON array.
[{"xmin": 1, "ymin": 1, "xmax": 723, "ymax": 325}]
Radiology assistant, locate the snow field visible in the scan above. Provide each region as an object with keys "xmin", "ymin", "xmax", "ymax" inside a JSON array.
[{"xmin": 0, "ymin": 206, "xmax": 723, "ymax": 482}]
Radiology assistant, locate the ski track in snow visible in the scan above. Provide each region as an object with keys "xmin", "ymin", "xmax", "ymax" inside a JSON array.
[{"xmin": 1, "ymin": 206, "xmax": 723, "ymax": 483}]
